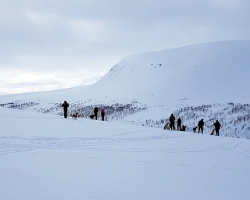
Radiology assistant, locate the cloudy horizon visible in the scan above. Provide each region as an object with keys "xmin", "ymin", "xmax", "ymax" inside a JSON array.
[{"xmin": 1, "ymin": 0, "xmax": 250, "ymax": 95}]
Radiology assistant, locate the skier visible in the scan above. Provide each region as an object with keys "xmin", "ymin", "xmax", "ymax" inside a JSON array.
[
  {"xmin": 213, "ymin": 120, "xmax": 221, "ymax": 136},
  {"xmin": 93, "ymin": 107, "xmax": 98, "ymax": 120},
  {"xmin": 198, "ymin": 119, "xmax": 204, "ymax": 134},
  {"xmin": 101, "ymin": 108, "xmax": 105, "ymax": 121},
  {"xmin": 169, "ymin": 114, "xmax": 176, "ymax": 130},
  {"xmin": 177, "ymin": 117, "xmax": 182, "ymax": 130},
  {"xmin": 62, "ymin": 101, "xmax": 69, "ymax": 118}
]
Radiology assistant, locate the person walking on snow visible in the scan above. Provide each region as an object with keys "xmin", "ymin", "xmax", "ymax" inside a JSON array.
[
  {"xmin": 93, "ymin": 107, "xmax": 98, "ymax": 120},
  {"xmin": 169, "ymin": 114, "xmax": 176, "ymax": 130},
  {"xmin": 62, "ymin": 101, "xmax": 69, "ymax": 118},
  {"xmin": 177, "ymin": 117, "xmax": 182, "ymax": 130},
  {"xmin": 198, "ymin": 119, "xmax": 204, "ymax": 134},
  {"xmin": 101, "ymin": 108, "xmax": 105, "ymax": 121},
  {"xmin": 213, "ymin": 120, "xmax": 221, "ymax": 136}
]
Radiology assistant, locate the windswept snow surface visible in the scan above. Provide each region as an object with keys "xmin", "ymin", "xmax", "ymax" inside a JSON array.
[{"xmin": 1, "ymin": 108, "xmax": 250, "ymax": 200}]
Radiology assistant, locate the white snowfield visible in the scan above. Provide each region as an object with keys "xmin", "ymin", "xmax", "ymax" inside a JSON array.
[{"xmin": 1, "ymin": 107, "xmax": 250, "ymax": 200}]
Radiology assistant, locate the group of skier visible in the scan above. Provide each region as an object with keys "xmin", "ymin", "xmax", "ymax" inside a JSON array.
[
  {"xmin": 164, "ymin": 113, "xmax": 221, "ymax": 136},
  {"xmin": 61, "ymin": 100, "xmax": 105, "ymax": 121}
]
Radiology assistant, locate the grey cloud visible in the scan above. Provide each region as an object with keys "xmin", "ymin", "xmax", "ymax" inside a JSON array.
[{"xmin": 0, "ymin": 0, "xmax": 250, "ymax": 73}]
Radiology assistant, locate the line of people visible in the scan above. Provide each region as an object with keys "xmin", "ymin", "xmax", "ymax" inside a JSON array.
[
  {"xmin": 62, "ymin": 101, "xmax": 105, "ymax": 121},
  {"xmin": 63, "ymin": 101, "xmax": 222, "ymax": 135},
  {"xmin": 164, "ymin": 113, "xmax": 221, "ymax": 136}
]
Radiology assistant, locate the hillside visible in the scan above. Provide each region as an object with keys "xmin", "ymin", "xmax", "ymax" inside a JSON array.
[
  {"xmin": 0, "ymin": 40, "xmax": 250, "ymax": 138},
  {"xmin": 96, "ymin": 40, "xmax": 250, "ymax": 104}
]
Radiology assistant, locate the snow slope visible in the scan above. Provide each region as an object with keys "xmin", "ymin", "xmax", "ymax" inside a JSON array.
[
  {"xmin": 1, "ymin": 40, "xmax": 250, "ymax": 103},
  {"xmin": 95, "ymin": 40, "xmax": 250, "ymax": 104},
  {"xmin": 1, "ymin": 107, "xmax": 250, "ymax": 200},
  {"xmin": 0, "ymin": 40, "xmax": 250, "ymax": 137}
]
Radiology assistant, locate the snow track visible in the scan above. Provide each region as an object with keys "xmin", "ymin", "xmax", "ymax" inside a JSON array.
[{"xmin": 1, "ymin": 108, "xmax": 250, "ymax": 200}]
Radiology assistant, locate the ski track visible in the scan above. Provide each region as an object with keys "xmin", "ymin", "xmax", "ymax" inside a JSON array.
[
  {"xmin": 211, "ymin": 136, "xmax": 250, "ymax": 159},
  {"xmin": 231, "ymin": 143, "xmax": 250, "ymax": 159},
  {"xmin": 0, "ymin": 131, "xmax": 245, "ymax": 156},
  {"xmin": 1, "ymin": 109, "xmax": 249, "ymax": 159}
]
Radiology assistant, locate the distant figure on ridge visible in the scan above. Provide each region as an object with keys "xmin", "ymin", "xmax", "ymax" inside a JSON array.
[
  {"xmin": 62, "ymin": 101, "xmax": 69, "ymax": 118},
  {"xmin": 169, "ymin": 114, "xmax": 176, "ymax": 130},
  {"xmin": 101, "ymin": 108, "xmax": 105, "ymax": 121},
  {"xmin": 213, "ymin": 120, "xmax": 221, "ymax": 136},
  {"xmin": 198, "ymin": 119, "xmax": 204, "ymax": 134},
  {"xmin": 94, "ymin": 107, "xmax": 98, "ymax": 120},
  {"xmin": 177, "ymin": 117, "xmax": 182, "ymax": 130}
]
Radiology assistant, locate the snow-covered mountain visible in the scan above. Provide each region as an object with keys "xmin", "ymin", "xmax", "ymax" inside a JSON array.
[
  {"xmin": 0, "ymin": 40, "xmax": 250, "ymax": 138},
  {"xmin": 2, "ymin": 40, "xmax": 250, "ymax": 200},
  {"xmin": 96, "ymin": 40, "xmax": 250, "ymax": 103}
]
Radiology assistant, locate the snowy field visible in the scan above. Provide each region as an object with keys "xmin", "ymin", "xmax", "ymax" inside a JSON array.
[{"xmin": 1, "ymin": 107, "xmax": 250, "ymax": 200}]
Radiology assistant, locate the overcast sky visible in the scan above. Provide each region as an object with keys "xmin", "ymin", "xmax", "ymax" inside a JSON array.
[{"xmin": 0, "ymin": 0, "xmax": 250, "ymax": 95}]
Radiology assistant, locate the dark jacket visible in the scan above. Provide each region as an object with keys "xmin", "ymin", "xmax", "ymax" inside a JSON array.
[
  {"xmin": 177, "ymin": 118, "xmax": 181, "ymax": 125},
  {"xmin": 62, "ymin": 101, "xmax": 69, "ymax": 110},
  {"xmin": 169, "ymin": 115, "xmax": 175, "ymax": 124},
  {"xmin": 214, "ymin": 121, "xmax": 221, "ymax": 130},
  {"xmin": 94, "ymin": 107, "xmax": 98, "ymax": 114},
  {"xmin": 198, "ymin": 120, "xmax": 204, "ymax": 127}
]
